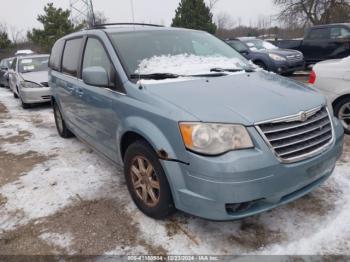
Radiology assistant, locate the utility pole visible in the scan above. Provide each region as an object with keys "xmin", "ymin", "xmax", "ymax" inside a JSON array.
[{"xmin": 69, "ymin": 0, "xmax": 96, "ymax": 27}]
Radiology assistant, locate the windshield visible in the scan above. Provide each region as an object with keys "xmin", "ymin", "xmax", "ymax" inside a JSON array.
[
  {"xmin": 18, "ymin": 56, "xmax": 49, "ymax": 73},
  {"xmin": 244, "ymin": 39, "xmax": 278, "ymax": 51},
  {"xmin": 109, "ymin": 30, "xmax": 252, "ymax": 76},
  {"xmin": 226, "ymin": 40, "xmax": 249, "ymax": 53}
]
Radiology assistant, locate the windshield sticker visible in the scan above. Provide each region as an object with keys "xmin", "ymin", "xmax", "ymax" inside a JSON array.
[
  {"xmin": 23, "ymin": 65, "xmax": 35, "ymax": 71},
  {"xmin": 21, "ymin": 59, "xmax": 33, "ymax": 64}
]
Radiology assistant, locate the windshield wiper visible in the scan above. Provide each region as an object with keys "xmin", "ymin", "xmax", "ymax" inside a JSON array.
[
  {"xmin": 210, "ymin": 68, "xmax": 256, "ymax": 73},
  {"xmin": 130, "ymin": 73, "xmax": 180, "ymax": 80}
]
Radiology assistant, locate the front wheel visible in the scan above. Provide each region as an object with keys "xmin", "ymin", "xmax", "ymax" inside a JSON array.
[
  {"xmin": 254, "ymin": 61, "xmax": 268, "ymax": 71},
  {"xmin": 21, "ymin": 100, "xmax": 31, "ymax": 109},
  {"xmin": 124, "ymin": 140, "xmax": 176, "ymax": 219},
  {"xmin": 53, "ymin": 102, "xmax": 74, "ymax": 138},
  {"xmin": 334, "ymin": 97, "xmax": 350, "ymax": 135}
]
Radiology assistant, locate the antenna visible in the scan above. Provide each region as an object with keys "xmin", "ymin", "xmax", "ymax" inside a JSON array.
[{"xmin": 69, "ymin": 0, "xmax": 96, "ymax": 27}]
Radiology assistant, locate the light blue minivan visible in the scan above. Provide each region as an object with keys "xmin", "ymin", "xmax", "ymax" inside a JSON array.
[{"xmin": 49, "ymin": 24, "xmax": 344, "ymax": 220}]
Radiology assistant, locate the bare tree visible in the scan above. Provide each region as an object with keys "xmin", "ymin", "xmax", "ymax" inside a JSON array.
[
  {"xmin": 274, "ymin": 0, "xmax": 350, "ymax": 26},
  {"xmin": 9, "ymin": 26, "xmax": 26, "ymax": 44},
  {"xmin": 207, "ymin": 0, "xmax": 221, "ymax": 11},
  {"xmin": 216, "ymin": 12, "xmax": 236, "ymax": 29}
]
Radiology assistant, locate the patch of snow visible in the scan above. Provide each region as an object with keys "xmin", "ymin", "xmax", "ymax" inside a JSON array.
[
  {"xmin": 135, "ymin": 54, "xmax": 249, "ymax": 76},
  {"xmin": 40, "ymin": 232, "xmax": 73, "ymax": 252},
  {"xmin": 0, "ymin": 90, "xmax": 122, "ymax": 231},
  {"xmin": 104, "ymin": 245, "xmax": 148, "ymax": 256}
]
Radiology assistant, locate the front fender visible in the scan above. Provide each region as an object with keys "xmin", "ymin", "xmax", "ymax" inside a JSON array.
[{"xmin": 116, "ymin": 116, "xmax": 186, "ymax": 165}]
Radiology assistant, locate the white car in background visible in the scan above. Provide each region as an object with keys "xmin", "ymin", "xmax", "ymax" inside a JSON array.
[
  {"xmin": 310, "ymin": 56, "xmax": 350, "ymax": 134},
  {"xmin": 8, "ymin": 54, "xmax": 51, "ymax": 109}
]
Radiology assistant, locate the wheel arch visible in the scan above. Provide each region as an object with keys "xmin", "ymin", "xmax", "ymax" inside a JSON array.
[
  {"xmin": 332, "ymin": 94, "xmax": 350, "ymax": 111},
  {"xmin": 117, "ymin": 117, "xmax": 179, "ymax": 164}
]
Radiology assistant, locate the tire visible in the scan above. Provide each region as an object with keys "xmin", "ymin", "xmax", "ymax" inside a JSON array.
[
  {"xmin": 124, "ymin": 140, "xmax": 176, "ymax": 219},
  {"xmin": 254, "ymin": 61, "xmax": 268, "ymax": 71},
  {"xmin": 53, "ymin": 102, "xmax": 74, "ymax": 138},
  {"xmin": 21, "ymin": 100, "xmax": 31, "ymax": 109},
  {"xmin": 334, "ymin": 97, "xmax": 350, "ymax": 135},
  {"xmin": 282, "ymin": 71, "xmax": 294, "ymax": 76}
]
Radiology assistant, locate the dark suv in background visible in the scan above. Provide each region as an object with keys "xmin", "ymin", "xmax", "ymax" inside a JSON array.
[
  {"xmin": 225, "ymin": 38, "xmax": 305, "ymax": 75},
  {"xmin": 274, "ymin": 23, "xmax": 350, "ymax": 65}
]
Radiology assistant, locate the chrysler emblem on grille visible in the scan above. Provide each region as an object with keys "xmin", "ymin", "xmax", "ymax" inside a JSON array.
[{"xmin": 299, "ymin": 111, "xmax": 308, "ymax": 122}]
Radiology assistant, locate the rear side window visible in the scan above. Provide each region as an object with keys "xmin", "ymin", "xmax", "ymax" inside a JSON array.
[
  {"xmin": 62, "ymin": 38, "xmax": 83, "ymax": 77},
  {"xmin": 49, "ymin": 40, "xmax": 65, "ymax": 71},
  {"xmin": 330, "ymin": 27, "xmax": 350, "ymax": 39},
  {"xmin": 308, "ymin": 28, "xmax": 330, "ymax": 40}
]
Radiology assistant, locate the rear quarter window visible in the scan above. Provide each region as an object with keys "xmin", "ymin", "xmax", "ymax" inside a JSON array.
[
  {"xmin": 49, "ymin": 40, "xmax": 65, "ymax": 71},
  {"xmin": 62, "ymin": 38, "xmax": 83, "ymax": 77}
]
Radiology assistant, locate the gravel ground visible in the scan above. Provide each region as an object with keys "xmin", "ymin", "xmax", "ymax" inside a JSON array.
[{"xmin": 0, "ymin": 78, "xmax": 349, "ymax": 256}]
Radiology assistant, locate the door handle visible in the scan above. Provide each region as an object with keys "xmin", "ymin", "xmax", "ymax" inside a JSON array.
[
  {"xmin": 66, "ymin": 85, "xmax": 74, "ymax": 93},
  {"xmin": 76, "ymin": 87, "xmax": 84, "ymax": 97}
]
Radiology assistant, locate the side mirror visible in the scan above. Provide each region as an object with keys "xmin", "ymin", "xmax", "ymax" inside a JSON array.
[{"xmin": 82, "ymin": 66, "xmax": 109, "ymax": 87}]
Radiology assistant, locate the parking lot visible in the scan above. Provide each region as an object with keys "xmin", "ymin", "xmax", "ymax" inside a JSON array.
[{"xmin": 0, "ymin": 71, "xmax": 349, "ymax": 255}]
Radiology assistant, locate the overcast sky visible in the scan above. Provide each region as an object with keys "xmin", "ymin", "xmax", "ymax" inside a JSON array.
[{"xmin": 1, "ymin": 0, "xmax": 277, "ymax": 38}]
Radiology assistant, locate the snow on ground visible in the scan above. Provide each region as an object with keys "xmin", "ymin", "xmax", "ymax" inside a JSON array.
[
  {"xmin": 39, "ymin": 232, "xmax": 73, "ymax": 252},
  {"xmin": 0, "ymin": 87, "xmax": 350, "ymax": 256}
]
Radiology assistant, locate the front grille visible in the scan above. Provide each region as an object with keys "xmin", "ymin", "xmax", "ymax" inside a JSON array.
[
  {"xmin": 286, "ymin": 54, "xmax": 303, "ymax": 62},
  {"xmin": 257, "ymin": 107, "xmax": 333, "ymax": 163}
]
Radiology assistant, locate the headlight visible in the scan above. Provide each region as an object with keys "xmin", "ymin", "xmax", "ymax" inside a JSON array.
[
  {"xmin": 269, "ymin": 54, "xmax": 286, "ymax": 61},
  {"xmin": 179, "ymin": 122, "xmax": 254, "ymax": 155},
  {"xmin": 20, "ymin": 81, "xmax": 41, "ymax": 88}
]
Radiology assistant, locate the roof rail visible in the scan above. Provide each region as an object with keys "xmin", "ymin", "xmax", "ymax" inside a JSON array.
[{"xmin": 91, "ymin": 23, "xmax": 164, "ymax": 29}]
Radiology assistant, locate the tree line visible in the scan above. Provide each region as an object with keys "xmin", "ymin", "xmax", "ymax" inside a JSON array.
[{"xmin": 0, "ymin": 0, "xmax": 349, "ymax": 54}]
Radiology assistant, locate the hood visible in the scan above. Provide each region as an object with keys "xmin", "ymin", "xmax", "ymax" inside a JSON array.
[
  {"xmin": 145, "ymin": 71, "xmax": 325, "ymax": 125},
  {"xmin": 315, "ymin": 58, "xmax": 343, "ymax": 67},
  {"xmin": 20, "ymin": 71, "xmax": 48, "ymax": 85}
]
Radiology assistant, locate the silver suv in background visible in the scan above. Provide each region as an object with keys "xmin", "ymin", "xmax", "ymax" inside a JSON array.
[{"xmin": 8, "ymin": 54, "xmax": 51, "ymax": 109}]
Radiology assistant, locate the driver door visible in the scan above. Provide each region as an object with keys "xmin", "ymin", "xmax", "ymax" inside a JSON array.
[{"xmin": 75, "ymin": 37, "xmax": 122, "ymax": 160}]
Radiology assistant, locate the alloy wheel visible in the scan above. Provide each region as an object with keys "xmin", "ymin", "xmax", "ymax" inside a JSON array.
[
  {"xmin": 339, "ymin": 102, "xmax": 350, "ymax": 132},
  {"xmin": 130, "ymin": 156, "xmax": 160, "ymax": 207}
]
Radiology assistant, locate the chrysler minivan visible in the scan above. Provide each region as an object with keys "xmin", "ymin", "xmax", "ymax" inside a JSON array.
[{"xmin": 49, "ymin": 24, "xmax": 344, "ymax": 220}]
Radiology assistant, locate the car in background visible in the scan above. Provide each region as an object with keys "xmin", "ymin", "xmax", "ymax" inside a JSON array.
[
  {"xmin": 231, "ymin": 37, "xmax": 304, "ymax": 75},
  {"xmin": 0, "ymin": 57, "xmax": 14, "ymax": 88},
  {"xmin": 15, "ymin": 49, "xmax": 35, "ymax": 56},
  {"xmin": 310, "ymin": 56, "xmax": 350, "ymax": 134},
  {"xmin": 274, "ymin": 23, "xmax": 350, "ymax": 66},
  {"xmin": 8, "ymin": 54, "xmax": 51, "ymax": 109},
  {"xmin": 49, "ymin": 24, "xmax": 343, "ymax": 221}
]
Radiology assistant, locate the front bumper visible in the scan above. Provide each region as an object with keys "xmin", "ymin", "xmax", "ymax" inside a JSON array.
[
  {"xmin": 272, "ymin": 60, "xmax": 305, "ymax": 74},
  {"xmin": 20, "ymin": 87, "xmax": 52, "ymax": 104},
  {"xmin": 161, "ymin": 117, "xmax": 344, "ymax": 220}
]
